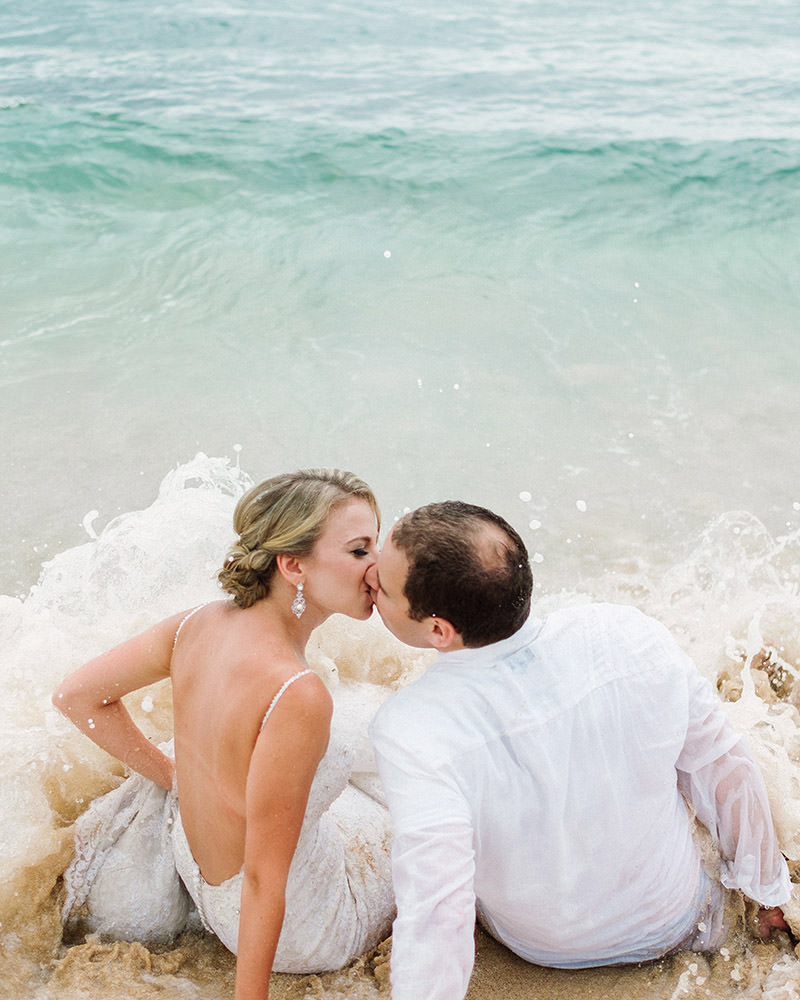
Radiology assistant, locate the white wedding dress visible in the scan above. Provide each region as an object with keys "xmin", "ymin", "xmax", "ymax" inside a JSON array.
[{"xmin": 61, "ymin": 695, "xmax": 395, "ymax": 973}]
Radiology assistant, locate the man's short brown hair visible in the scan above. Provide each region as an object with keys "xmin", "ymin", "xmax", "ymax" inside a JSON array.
[{"xmin": 391, "ymin": 501, "xmax": 533, "ymax": 647}]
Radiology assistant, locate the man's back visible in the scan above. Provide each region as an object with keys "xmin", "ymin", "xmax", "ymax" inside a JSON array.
[{"xmin": 371, "ymin": 603, "xmax": 727, "ymax": 974}]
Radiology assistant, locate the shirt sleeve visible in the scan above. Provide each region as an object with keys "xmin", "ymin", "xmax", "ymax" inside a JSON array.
[
  {"xmin": 676, "ymin": 664, "xmax": 791, "ymax": 907},
  {"xmin": 371, "ymin": 714, "xmax": 477, "ymax": 1000}
]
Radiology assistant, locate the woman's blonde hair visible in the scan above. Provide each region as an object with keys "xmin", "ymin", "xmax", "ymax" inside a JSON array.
[{"xmin": 218, "ymin": 469, "xmax": 379, "ymax": 609}]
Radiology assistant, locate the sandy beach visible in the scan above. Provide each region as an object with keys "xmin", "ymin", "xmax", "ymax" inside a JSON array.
[{"xmin": 23, "ymin": 917, "xmax": 799, "ymax": 1000}]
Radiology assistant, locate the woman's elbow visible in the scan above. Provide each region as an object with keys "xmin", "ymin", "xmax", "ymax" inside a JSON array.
[
  {"xmin": 52, "ymin": 676, "xmax": 89, "ymax": 721},
  {"xmin": 242, "ymin": 864, "xmax": 288, "ymax": 914},
  {"xmin": 52, "ymin": 680, "xmax": 71, "ymax": 715}
]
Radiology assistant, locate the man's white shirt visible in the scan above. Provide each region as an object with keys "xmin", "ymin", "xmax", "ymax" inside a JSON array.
[{"xmin": 370, "ymin": 603, "xmax": 790, "ymax": 1000}]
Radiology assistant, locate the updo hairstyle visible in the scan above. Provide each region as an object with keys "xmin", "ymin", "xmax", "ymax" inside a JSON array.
[{"xmin": 218, "ymin": 469, "xmax": 379, "ymax": 609}]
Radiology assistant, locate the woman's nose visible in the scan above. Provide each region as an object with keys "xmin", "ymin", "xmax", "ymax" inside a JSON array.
[{"xmin": 364, "ymin": 563, "xmax": 378, "ymax": 588}]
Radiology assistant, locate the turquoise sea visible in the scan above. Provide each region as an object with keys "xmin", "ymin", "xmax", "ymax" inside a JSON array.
[
  {"xmin": 3, "ymin": 0, "xmax": 799, "ymax": 596},
  {"xmin": 2, "ymin": 3, "xmax": 800, "ymax": 998}
]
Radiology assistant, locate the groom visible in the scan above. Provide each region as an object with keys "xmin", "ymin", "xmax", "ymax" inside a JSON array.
[{"xmin": 366, "ymin": 500, "xmax": 790, "ymax": 1000}]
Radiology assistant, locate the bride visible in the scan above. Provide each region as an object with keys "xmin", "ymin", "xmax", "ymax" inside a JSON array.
[{"xmin": 53, "ymin": 469, "xmax": 394, "ymax": 1000}]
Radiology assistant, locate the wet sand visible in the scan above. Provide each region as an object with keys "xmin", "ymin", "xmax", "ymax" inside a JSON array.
[
  {"xmin": 17, "ymin": 924, "xmax": 797, "ymax": 1000},
  {"xmin": 3, "ymin": 822, "xmax": 797, "ymax": 1000},
  {"xmin": 8, "ymin": 873, "xmax": 797, "ymax": 1000}
]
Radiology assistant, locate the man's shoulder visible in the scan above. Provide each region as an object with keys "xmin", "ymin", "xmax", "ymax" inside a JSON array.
[
  {"xmin": 537, "ymin": 601, "xmax": 693, "ymax": 686},
  {"xmin": 543, "ymin": 599, "xmax": 649, "ymax": 625},
  {"xmin": 542, "ymin": 601, "xmax": 673, "ymax": 645}
]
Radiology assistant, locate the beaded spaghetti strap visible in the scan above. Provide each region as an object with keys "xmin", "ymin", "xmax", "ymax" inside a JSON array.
[
  {"xmin": 260, "ymin": 670, "xmax": 314, "ymax": 731},
  {"xmin": 172, "ymin": 603, "xmax": 210, "ymax": 650}
]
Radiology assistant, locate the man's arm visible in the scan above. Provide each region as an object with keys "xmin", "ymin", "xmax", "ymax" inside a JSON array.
[
  {"xmin": 676, "ymin": 666, "xmax": 791, "ymax": 911},
  {"xmin": 371, "ymin": 724, "xmax": 477, "ymax": 1000}
]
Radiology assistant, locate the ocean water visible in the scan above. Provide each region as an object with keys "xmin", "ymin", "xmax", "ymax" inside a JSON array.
[{"xmin": 2, "ymin": 1, "xmax": 800, "ymax": 997}]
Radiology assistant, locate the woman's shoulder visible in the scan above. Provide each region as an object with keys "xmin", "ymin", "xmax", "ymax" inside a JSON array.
[
  {"xmin": 170, "ymin": 598, "xmax": 234, "ymax": 644},
  {"xmin": 259, "ymin": 667, "xmax": 332, "ymax": 732}
]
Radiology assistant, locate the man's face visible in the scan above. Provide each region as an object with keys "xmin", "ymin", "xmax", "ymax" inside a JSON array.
[{"xmin": 366, "ymin": 531, "xmax": 432, "ymax": 648}]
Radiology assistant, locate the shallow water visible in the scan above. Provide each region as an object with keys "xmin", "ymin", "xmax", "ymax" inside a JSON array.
[{"xmin": 2, "ymin": 0, "xmax": 800, "ymax": 597}]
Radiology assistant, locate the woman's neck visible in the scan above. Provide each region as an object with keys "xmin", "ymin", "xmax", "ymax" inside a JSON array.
[{"xmin": 249, "ymin": 586, "xmax": 330, "ymax": 659}]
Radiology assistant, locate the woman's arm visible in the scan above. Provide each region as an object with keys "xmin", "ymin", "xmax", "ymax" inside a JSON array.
[
  {"xmin": 52, "ymin": 612, "xmax": 187, "ymax": 790},
  {"xmin": 235, "ymin": 673, "xmax": 332, "ymax": 1000}
]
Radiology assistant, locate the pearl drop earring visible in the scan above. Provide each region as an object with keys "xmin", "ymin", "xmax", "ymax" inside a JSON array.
[{"xmin": 291, "ymin": 582, "xmax": 306, "ymax": 619}]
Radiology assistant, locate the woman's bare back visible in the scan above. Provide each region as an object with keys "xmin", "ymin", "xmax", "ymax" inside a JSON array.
[{"xmin": 169, "ymin": 600, "xmax": 329, "ymax": 885}]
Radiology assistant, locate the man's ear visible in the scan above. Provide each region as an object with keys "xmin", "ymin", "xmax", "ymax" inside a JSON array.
[
  {"xmin": 275, "ymin": 553, "xmax": 303, "ymax": 585},
  {"xmin": 427, "ymin": 616, "xmax": 460, "ymax": 651}
]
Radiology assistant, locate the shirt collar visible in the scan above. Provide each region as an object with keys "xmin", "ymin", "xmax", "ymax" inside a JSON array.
[{"xmin": 434, "ymin": 614, "xmax": 543, "ymax": 670}]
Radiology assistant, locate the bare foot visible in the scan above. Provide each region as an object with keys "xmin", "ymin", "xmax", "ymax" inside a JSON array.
[{"xmin": 753, "ymin": 905, "xmax": 790, "ymax": 940}]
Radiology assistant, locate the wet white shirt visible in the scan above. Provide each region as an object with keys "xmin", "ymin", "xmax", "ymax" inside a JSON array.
[{"xmin": 370, "ymin": 603, "xmax": 790, "ymax": 1000}]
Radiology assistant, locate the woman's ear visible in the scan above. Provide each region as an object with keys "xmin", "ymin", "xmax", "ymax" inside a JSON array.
[{"xmin": 275, "ymin": 553, "xmax": 303, "ymax": 585}]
